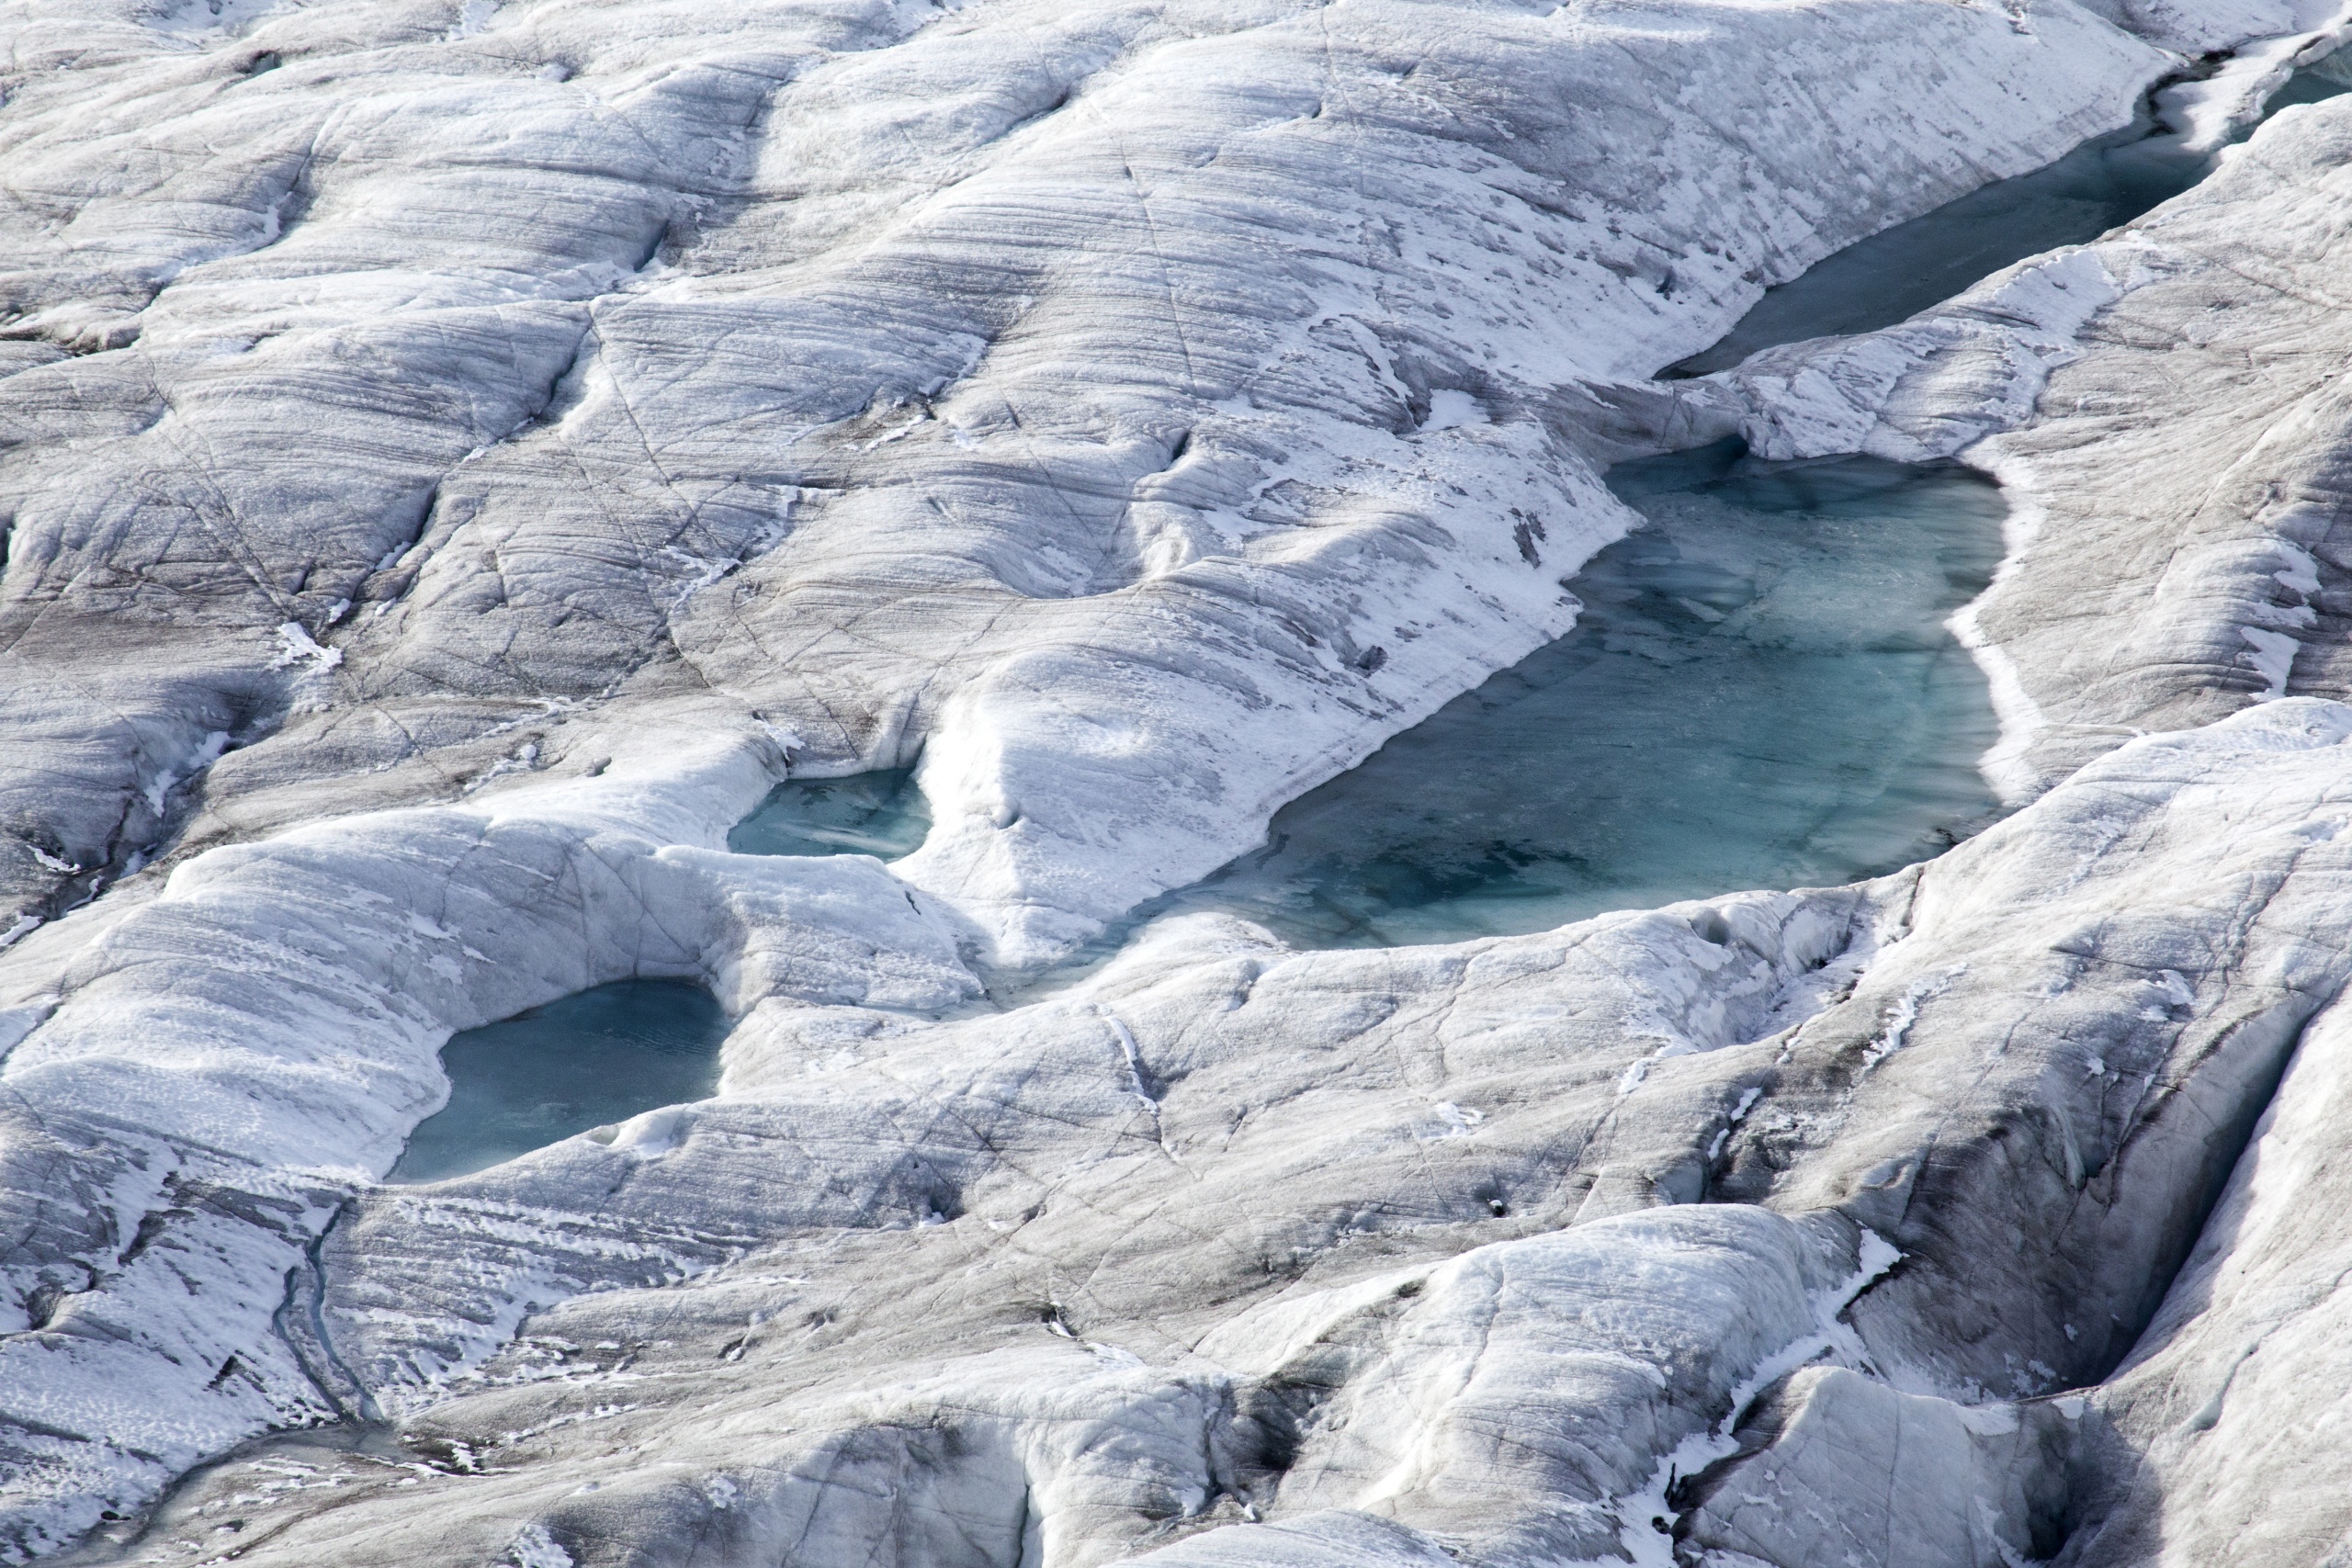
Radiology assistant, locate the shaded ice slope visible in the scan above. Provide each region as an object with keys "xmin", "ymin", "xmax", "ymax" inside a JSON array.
[
  {"xmin": 1967, "ymin": 92, "xmax": 2352, "ymax": 792},
  {"xmin": 2062, "ymin": 976, "xmax": 2352, "ymax": 1564}
]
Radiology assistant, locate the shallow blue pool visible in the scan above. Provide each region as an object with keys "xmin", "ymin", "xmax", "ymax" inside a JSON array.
[
  {"xmin": 729, "ymin": 768, "xmax": 929, "ymax": 860},
  {"xmin": 389, "ymin": 978, "xmax": 729, "ymax": 1184},
  {"xmin": 1115, "ymin": 442, "xmax": 2007, "ymax": 949}
]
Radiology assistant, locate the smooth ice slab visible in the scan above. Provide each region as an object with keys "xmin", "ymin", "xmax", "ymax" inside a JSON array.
[
  {"xmin": 1130, "ymin": 441, "xmax": 2007, "ymax": 949},
  {"xmin": 1671, "ymin": 53, "xmax": 2352, "ymax": 376},
  {"xmin": 728, "ymin": 769, "xmax": 931, "ymax": 860},
  {"xmin": 387, "ymin": 979, "xmax": 729, "ymax": 1184}
]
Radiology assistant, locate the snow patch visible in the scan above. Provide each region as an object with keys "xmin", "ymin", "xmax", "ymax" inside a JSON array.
[
  {"xmin": 1586, "ymin": 1229, "xmax": 1902, "ymax": 1566},
  {"xmin": 2243, "ymin": 626, "xmax": 2300, "ymax": 700},
  {"xmin": 1420, "ymin": 389, "xmax": 1487, "ymax": 433},
  {"xmin": 272, "ymin": 623, "xmax": 344, "ymax": 671},
  {"xmin": 1861, "ymin": 966, "xmax": 1968, "ymax": 1071},
  {"xmin": 506, "ymin": 1523, "xmax": 572, "ymax": 1568}
]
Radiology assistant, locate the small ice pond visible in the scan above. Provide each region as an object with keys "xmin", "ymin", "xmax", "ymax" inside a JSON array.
[
  {"xmin": 1672, "ymin": 51, "xmax": 2352, "ymax": 375},
  {"xmin": 729, "ymin": 767, "xmax": 930, "ymax": 860},
  {"xmin": 388, "ymin": 979, "xmax": 729, "ymax": 1184},
  {"xmin": 1117, "ymin": 442, "xmax": 2007, "ymax": 949}
]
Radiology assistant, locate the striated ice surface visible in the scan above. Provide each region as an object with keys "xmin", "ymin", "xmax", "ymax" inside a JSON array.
[{"xmin": 6, "ymin": 0, "xmax": 2352, "ymax": 1564}]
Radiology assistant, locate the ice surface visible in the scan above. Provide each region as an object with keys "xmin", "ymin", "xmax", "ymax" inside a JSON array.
[
  {"xmin": 1672, "ymin": 51, "xmax": 2352, "ymax": 377},
  {"xmin": 7, "ymin": 0, "xmax": 2352, "ymax": 1561},
  {"xmin": 107, "ymin": 698, "xmax": 2352, "ymax": 1568},
  {"xmin": 1117, "ymin": 442, "xmax": 2005, "ymax": 949},
  {"xmin": 0, "ymin": 0, "xmax": 2177, "ymax": 968},
  {"xmin": 728, "ymin": 770, "xmax": 930, "ymax": 862},
  {"xmin": 387, "ymin": 979, "xmax": 729, "ymax": 1185}
]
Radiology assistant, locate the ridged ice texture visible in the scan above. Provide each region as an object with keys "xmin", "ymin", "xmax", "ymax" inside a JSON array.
[
  {"xmin": 85, "ymin": 698, "xmax": 2352, "ymax": 1568},
  {"xmin": 5, "ymin": 0, "xmax": 2352, "ymax": 1564},
  {"xmin": 0, "ymin": 0, "xmax": 2168, "ymax": 963}
]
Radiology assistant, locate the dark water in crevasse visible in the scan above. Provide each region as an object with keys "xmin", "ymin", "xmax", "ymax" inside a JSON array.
[
  {"xmin": 389, "ymin": 979, "xmax": 729, "ymax": 1183},
  {"xmin": 729, "ymin": 768, "xmax": 930, "ymax": 860},
  {"xmin": 1671, "ymin": 52, "xmax": 2352, "ymax": 376},
  {"xmin": 1110, "ymin": 443, "xmax": 2008, "ymax": 950}
]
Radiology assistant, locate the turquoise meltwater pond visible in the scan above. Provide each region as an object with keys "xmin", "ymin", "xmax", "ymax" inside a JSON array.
[
  {"xmin": 389, "ymin": 978, "xmax": 729, "ymax": 1184},
  {"xmin": 1117, "ymin": 442, "xmax": 2008, "ymax": 949}
]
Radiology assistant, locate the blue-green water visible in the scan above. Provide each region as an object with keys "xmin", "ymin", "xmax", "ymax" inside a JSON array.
[
  {"xmin": 1113, "ymin": 443, "xmax": 2007, "ymax": 950},
  {"xmin": 729, "ymin": 768, "xmax": 930, "ymax": 860},
  {"xmin": 389, "ymin": 979, "xmax": 729, "ymax": 1184},
  {"xmin": 1672, "ymin": 55, "xmax": 2352, "ymax": 376}
]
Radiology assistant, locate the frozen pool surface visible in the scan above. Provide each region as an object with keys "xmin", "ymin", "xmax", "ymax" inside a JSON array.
[
  {"xmin": 1117, "ymin": 442, "xmax": 2007, "ymax": 950},
  {"xmin": 1672, "ymin": 54, "xmax": 2352, "ymax": 376},
  {"xmin": 729, "ymin": 768, "xmax": 930, "ymax": 860},
  {"xmin": 388, "ymin": 979, "xmax": 729, "ymax": 1184}
]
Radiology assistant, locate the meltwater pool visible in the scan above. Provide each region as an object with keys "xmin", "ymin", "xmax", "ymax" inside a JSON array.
[{"xmin": 1121, "ymin": 442, "xmax": 2008, "ymax": 949}]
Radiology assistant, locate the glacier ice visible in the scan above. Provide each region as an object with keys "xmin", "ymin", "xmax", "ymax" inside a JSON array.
[{"xmin": 5, "ymin": 0, "xmax": 2352, "ymax": 1563}]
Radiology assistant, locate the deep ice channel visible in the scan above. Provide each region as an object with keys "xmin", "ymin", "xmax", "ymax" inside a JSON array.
[{"xmin": 1671, "ymin": 48, "xmax": 2352, "ymax": 375}]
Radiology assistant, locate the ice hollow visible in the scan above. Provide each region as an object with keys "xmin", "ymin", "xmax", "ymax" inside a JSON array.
[
  {"xmin": 387, "ymin": 979, "xmax": 730, "ymax": 1185},
  {"xmin": 728, "ymin": 770, "xmax": 932, "ymax": 863},
  {"xmin": 1115, "ymin": 441, "xmax": 2007, "ymax": 949}
]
